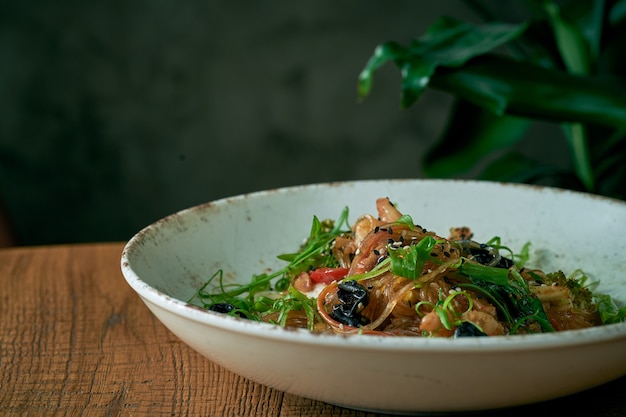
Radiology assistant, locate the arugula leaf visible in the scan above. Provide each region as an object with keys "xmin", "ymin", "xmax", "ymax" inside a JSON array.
[
  {"xmin": 483, "ymin": 236, "xmax": 531, "ymax": 268},
  {"xmin": 457, "ymin": 260, "xmax": 554, "ymax": 333},
  {"xmin": 458, "ymin": 261, "xmax": 509, "ymax": 286},
  {"xmin": 594, "ymin": 293, "xmax": 626, "ymax": 324},
  {"xmin": 189, "ymin": 207, "xmax": 351, "ymax": 328},
  {"xmin": 277, "ymin": 207, "xmax": 351, "ymax": 276},
  {"xmin": 271, "ymin": 285, "xmax": 318, "ymax": 330},
  {"xmin": 388, "ymin": 235, "xmax": 440, "ymax": 279},
  {"xmin": 393, "ymin": 214, "xmax": 415, "ymax": 230}
]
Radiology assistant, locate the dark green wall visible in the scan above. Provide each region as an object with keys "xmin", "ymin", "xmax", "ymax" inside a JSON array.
[{"xmin": 0, "ymin": 1, "xmax": 542, "ymax": 245}]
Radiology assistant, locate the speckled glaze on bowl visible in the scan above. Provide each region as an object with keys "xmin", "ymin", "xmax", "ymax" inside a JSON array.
[{"xmin": 121, "ymin": 179, "xmax": 626, "ymax": 414}]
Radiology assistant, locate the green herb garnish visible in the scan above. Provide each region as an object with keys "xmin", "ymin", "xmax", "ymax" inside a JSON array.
[
  {"xmin": 388, "ymin": 235, "xmax": 441, "ymax": 279},
  {"xmin": 457, "ymin": 260, "xmax": 554, "ymax": 333},
  {"xmin": 593, "ymin": 293, "xmax": 626, "ymax": 325},
  {"xmin": 189, "ymin": 207, "xmax": 352, "ymax": 328}
]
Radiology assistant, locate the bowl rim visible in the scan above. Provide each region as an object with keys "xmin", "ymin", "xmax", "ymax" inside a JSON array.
[{"xmin": 121, "ymin": 179, "xmax": 626, "ymax": 353}]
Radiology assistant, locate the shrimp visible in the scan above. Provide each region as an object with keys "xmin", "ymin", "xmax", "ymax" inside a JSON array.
[
  {"xmin": 461, "ymin": 310, "xmax": 506, "ymax": 336},
  {"xmin": 376, "ymin": 197, "xmax": 403, "ymax": 222}
]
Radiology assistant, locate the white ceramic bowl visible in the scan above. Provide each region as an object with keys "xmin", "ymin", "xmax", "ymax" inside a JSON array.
[{"xmin": 121, "ymin": 179, "xmax": 626, "ymax": 414}]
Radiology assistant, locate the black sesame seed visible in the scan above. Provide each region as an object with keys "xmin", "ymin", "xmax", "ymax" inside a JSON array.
[
  {"xmin": 373, "ymin": 249, "xmax": 380, "ymax": 256},
  {"xmin": 444, "ymin": 251, "xmax": 451, "ymax": 257},
  {"xmin": 388, "ymin": 227, "xmax": 393, "ymax": 234},
  {"xmin": 388, "ymin": 238, "xmax": 394, "ymax": 244},
  {"xmin": 374, "ymin": 226, "xmax": 380, "ymax": 233}
]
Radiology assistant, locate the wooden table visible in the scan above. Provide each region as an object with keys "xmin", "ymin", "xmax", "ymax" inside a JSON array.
[{"xmin": 1, "ymin": 243, "xmax": 625, "ymax": 416}]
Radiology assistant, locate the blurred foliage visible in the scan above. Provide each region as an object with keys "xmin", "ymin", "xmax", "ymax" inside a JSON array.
[{"xmin": 359, "ymin": 0, "xmax": 626, "ymax": 200}]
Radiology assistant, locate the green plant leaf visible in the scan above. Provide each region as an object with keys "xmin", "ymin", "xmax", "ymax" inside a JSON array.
[
  {"xmin": 430, "ymin": 54, "xmax": 626, "ymax": 128},
  {"xmin": 542, "ymin": 0, "xmax": 591, "ymax": 75},
  {"xmin": 416, "ymin": 16, "xmax": 528, "ymax": 66},
  {"xmin": 477, "ymin": 151, "xmax": 565, "ymax": 184},
  {"xmin": 560, "ymin": 0, "xmax": 606, "ymax": 65},
  {"xmin": 423, "ymin": 99, "xmax": 530, "ymax": 178},
  {"xmin": 358, "ymin": 41, "xmax": 410, "ymax": 99},
  {"xmin": 594, "ymin": 127, "xmax": 626, "ymax": 175},
  {"xmin": 358, "ymin": 7, "xmax": 626, "ymax": 200},
  {"xmin": 612, "ymin": 0, "xmax": 626, "ymax": 24},
  {"xmin": 358, "ymin": 17, "xmax": 528, "ymax": 107}
]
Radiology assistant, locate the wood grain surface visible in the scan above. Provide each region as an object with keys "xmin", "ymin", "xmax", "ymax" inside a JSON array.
[{"xmin": 1, "ymin": 243, "xmax": 624, "ymax": 416}]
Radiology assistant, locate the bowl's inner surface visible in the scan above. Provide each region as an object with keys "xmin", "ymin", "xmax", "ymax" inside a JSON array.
[{"xmin": 126, "ymin": 180, "xmax": 626, "ymax": 310}]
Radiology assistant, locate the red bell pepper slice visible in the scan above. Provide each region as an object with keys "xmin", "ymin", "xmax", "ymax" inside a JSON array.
[{"xmin": 309, "ymin": 267, "xmax": 349, "ymax": 284}]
